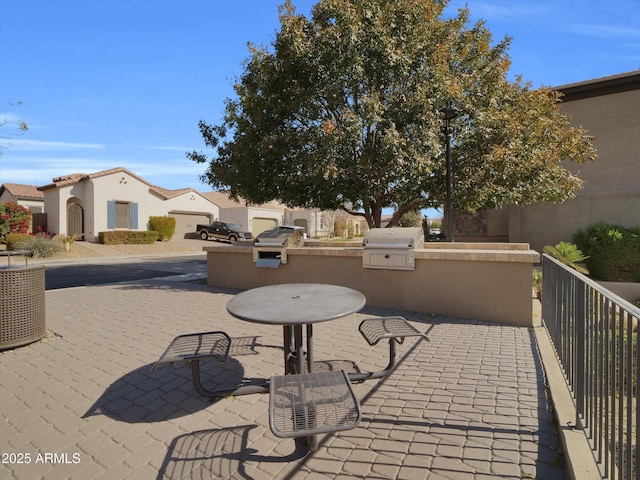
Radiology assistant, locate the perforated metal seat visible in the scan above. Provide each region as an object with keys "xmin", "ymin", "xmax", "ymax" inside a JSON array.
[
  {"xmin": 152, "ymin": 331, "xmax": 231, "ymax": 370},
  {"xmin": 269, "ymin": 370, "xmax": 361, "ymax": 439},
  {"xmin": 349, "ymin": 317, "xmax": 429, "ymax": 383},
  {"xmin": 358, "ymin": 316, "xmax": 428, "ymax": 345},
  {"xmin": 152, "ymin": 331, "xmax": 269, "ymax": 398}
]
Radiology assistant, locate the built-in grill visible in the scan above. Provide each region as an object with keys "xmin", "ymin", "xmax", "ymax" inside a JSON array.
[
  {"xmin": 362, "ymin": 227, "xmax": 424, "ymax": 271},
  {"xmin": 253, "ymin": 226, "xmax": 305, "ymax": 268}
]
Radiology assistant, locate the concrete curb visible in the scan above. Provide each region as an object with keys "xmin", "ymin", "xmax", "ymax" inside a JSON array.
[{"xmin": 535, "ymin": 326, "xmax": 602, "ymax": 480}]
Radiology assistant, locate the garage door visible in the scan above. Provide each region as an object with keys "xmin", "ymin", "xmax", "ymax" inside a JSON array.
[
  {"xmin": 252, "ymin": 217, "xmax": 277, "ymax": 236},
  {"xmin": 169, "ymin": 213, "xmax": 212, "ymax": 240}
]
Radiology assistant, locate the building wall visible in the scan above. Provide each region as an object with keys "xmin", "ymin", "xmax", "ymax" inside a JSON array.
[
  {"xmin": 508, "ymin": 84, "xmax": 640, "ymax": 254},
  {"xmin": 42, "ymin": 188, "xmax": 63, "ymax": 236},
  {"xmin": 246, "ymin": 207, "xmax": 282, "ymax": 236},
  {"xmin": 42, "ymin": 171, "xmax": 220, "ymax": 241},
  {"xmin": 287, "ymin": 209, "xmax": 317, "ymax": 236},
  {"xmin": 162, "ymin": 192, "xmax": 219, "ymax": 223},
  {"xmin": 0, "ymin": 192, "xmax": 44, "ymax": 213},
  {"xmin": 475, "ymin": 74, "xmax": 640, "ymax": 254},
  {"xmin": 217, "ymin": 206, "xmax": 282, "ymax": 234},
  {"xmin": 90, "ymin": 172, "xmax": 150, "ymax": 240}
]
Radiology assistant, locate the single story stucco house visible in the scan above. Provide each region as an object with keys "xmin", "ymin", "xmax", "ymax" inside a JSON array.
[
  {"xmin": 0, "ymin": 183, "xmax": 44, "ymax": 213},
  {"xmin": 38, "ymin": 167, "xmax": 221, "ymax": 242},
  {"xmin": 2, "ymin": 167, "xmax": 368, "ymax": 241}
]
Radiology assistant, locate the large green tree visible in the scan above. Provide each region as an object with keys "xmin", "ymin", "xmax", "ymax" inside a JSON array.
[{"xmin": 189, "ymin": 0, "xmax": 595, "ymax": 228}]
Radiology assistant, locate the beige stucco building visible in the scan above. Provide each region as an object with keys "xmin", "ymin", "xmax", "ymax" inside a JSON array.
[
  {"xmin": 38, "ymin": 167, "xmax": 220, "ymax": 242},
  {"xmin": 462, "ymin": 70, "xmax": 639, "ymax": 255},
  {"xmin": 0, "ymin": 183, "xmax": 44, "ymax": 213}
]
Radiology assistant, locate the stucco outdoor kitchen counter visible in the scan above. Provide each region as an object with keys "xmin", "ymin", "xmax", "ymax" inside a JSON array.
[{"xmin": 204, "ymin": 243, "xmax": 540, "ymax": 328}]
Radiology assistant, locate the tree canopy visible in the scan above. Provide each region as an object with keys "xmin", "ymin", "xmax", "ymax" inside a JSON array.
[{"xmin": 189, "ymin": 0, "xmax": 596, "ymax": 228}]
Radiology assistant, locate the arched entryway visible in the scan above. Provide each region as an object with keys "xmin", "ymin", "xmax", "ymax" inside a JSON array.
[{"xmin": 67, "ymin": 201, "xmax": 84, "ymax": 239}]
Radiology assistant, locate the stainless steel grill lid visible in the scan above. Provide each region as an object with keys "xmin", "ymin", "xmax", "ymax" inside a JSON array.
[
  {"xmin": 254, "ymin": 227, "xmax": 305, "ymax": 247},
  {"xmin": 363, "ymin": 227, "xmax": 424, "ymax": 249},
  {"xmin": 253, "ymin": 226, "xmax": 305, "ymax": 267}
]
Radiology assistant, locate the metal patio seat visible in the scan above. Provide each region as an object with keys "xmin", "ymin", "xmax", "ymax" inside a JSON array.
[
  {"xmin": 348, "ymin": 316, "xmax": 429, "ymax": 382},
  {"xmin": 359, "ymin": 316, "xmax": 427, "ymax": 346},
  {"xmin": 153, "ymin": 331, "xmax": 229, "ymax": 396},
  {"xmin": 152, "ymin": 331, "xmax": 231, "ymax": 369},
  {"xmin": 153, "ymin": 331, "xmax": 269, "ymax": 398},
  {"xmin": 269, "ymin": 370, "xmax": 361, "ymax": 449}
]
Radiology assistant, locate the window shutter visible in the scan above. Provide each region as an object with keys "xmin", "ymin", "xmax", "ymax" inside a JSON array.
[
  {"xmin": 107, "ymin": 201, "xmax": 115, "ymax": 229},
  {"xmin": 131, "ymin": 202, "xmax": 138, "ymax": 229}
]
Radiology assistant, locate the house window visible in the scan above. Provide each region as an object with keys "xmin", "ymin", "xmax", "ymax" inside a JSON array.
[
  {"xmin": 115, "ymin": 202, "xmax": 130, "ymax": 228},
  {"xmin": 107, "ymin": 200, "xmax": 138, "ymax": 229}
]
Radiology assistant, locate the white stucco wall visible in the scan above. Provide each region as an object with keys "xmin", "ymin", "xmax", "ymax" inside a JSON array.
[
  {"xmin": 42, "ymin": 188, "xmax": 62, "ymax": 235},
  {"xmin": 163, "ymin": 192, "xmax": 219, "ymax": 220},
  {"xmin": 219, "ymin": 206, "xmax": 283, "ymax": 233},
  {"xmin": 88, "ymin": 172, "xmax": 149, "ymax": 239},
  {"xmin": 0, "ymin": 192, "xmax": 44, "ymax": 213}
]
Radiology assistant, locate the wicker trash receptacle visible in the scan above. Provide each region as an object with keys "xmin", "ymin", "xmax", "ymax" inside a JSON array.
[{"xmin": 0, "ymin": 265, "xmax": 46, "ymax": 350}]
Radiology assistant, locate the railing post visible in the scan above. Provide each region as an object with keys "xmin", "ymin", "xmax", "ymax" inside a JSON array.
[{"xmin": 575, "ymin": 278, "xmax": 586, "ymax": 430}]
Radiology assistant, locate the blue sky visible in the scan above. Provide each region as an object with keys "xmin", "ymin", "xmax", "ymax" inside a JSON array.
[{"xmin": 1, "ymin": 0, "xmax": 639, "ymax": 195}]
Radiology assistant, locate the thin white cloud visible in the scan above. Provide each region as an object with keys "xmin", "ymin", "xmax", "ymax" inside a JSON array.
[
  {"xmin": 566, "ymin": 23, "xmax": 640, "ymax": 39},
  {"xmin": 146, "ymin": 145, "xmax": 192, "ymax": 152},
  {"xmin": 472, "ymin": 2, "xmax": 550, "ymax": 19},
  {"xmin": 126, "ymin": 161, "xmax": 205, "ymax": 177},
  {"xmin": 445, "ymin": 1, "xmax": 550, "ymax": 21},
  {"xmin": 0, "ymin": 157, "xmax": 113, "ymax": 181},
  {"xmin": 0, "ymin": 159, "xmax": 205, "ymax": 188},
  {"xmin": 5, "ymin": 139, "xmax": 106, "ymax": 151},
  {"xmin": 0, "ymin": 112, "xmax": 24, "ymax": 123}
]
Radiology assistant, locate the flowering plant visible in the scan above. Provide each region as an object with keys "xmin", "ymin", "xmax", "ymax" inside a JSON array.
[{"xmin": 0, "ymin": 202, "xmax": 31, "ymax": 240}]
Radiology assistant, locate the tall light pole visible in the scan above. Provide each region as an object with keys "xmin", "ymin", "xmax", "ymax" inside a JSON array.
[{"xmin": 440, "ymin": 106, "xmax": 459, "ymax": 242}]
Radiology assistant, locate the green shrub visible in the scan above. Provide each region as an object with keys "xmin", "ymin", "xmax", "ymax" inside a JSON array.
[
  {"xmin": 17, "ymin": 234, "xmax": 63, "ymax": 258},
  {"xmin": 532, "ymin": 268, "xmax": 542, "ymax": 300},
  {"xmin": 6, "ymin": 233, "xmax": 32, "ymax": 250},
  {"xmin": 99, "ymin": 231, "xmax": 159, "ymax": 245},
  {"xmin": 605, "ymin": 328, "xmax": 637, "ymax": 394},
  {"xmin": 148, "ymin": 216, "xmax": 176, "ymax": 241},
  {"xmin": 543, "ymin": 242, "xmax": 589, "ymax": 275},
  {"xmin": 573, "ymin": 222, "xmax": 640, "ymax": 282},
  {"xmin": 0, "ymin": 202, "xmax": 31, "ymax": 240}
]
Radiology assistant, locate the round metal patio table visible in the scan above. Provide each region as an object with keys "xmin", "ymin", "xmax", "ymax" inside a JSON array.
[
  {"xmin": 227, "ymin": 283, "xmax": 366, "ymax": 449},
  {"xmin": 226, "ymin": 283, "xmax": 366, "ymax": 375}
]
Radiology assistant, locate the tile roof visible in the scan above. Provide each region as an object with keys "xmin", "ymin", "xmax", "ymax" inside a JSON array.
[
  {"xmin": 37, "ymin": 166, "xmax": 215, "ymax": 204},
  {"xmin": 0, "ymin": 183, "xmax": 44, "ymax": 200},
  {"xmin": 202, "ymin": 191, "xmax": 283, "ymax": 210},
  {"xmin": 201, "ymin": 191, "xmax": 245, "ymax": 208},
  {"xmin": 202, "ymin": 191, "xmax": 285, "ymax": 210},
  {"xmin": 39, "ymin": 167, "xmax": 153, "ymax": 190},
  {"xmin": 150, "ymin": 185, "xmax": 194, "ymax": 200}
]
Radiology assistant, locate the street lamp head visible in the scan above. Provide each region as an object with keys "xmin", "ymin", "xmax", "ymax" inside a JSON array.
[{"xmin": 439, "ymin": 105, "xmax": 460, "ymax": 121}]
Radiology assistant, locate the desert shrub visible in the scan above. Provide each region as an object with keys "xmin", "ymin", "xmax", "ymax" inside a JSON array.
[
  {"xmin": 99, "ymin": 231, "xmax": 159, "ymax": 245},
  {"xmin": 148, "ymin": 216, "xmax": 176, "ymax": 241},
  {"xmin": 55, "ymin": 233, "xmax": 80, "ymax": 252},
  {"xmin": 605, "ymin": 328, "xmax": 638, "ymax": 394},
  {"xmin": 573, "ymin": 222, "xmax": 640, "ymax": 282},
  {"xmin": 17, "ymin": 233, "xmax": 63, "ymax": 258},
  {"xmin": 56, "ymin": 233, "xmax": 79, "ymax": 246},
  {"xmin": 6, "ymin": 233, "xmax": 32, "ymax": 250},
  {"xmin": 532, "ymin": 268, "xmax": 542, "ymax": 300},
  {"xmin": 0, "ymin": 202, "xmax": 31, "ymax": 240},
  {"xmin": 543, "ymin": 242, "xmax": 589, "ymax": 274}
]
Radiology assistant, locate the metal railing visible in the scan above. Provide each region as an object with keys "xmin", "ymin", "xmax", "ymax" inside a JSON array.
[{"xmin": 542, "ymin": 254, "xmax": 640, "ymax": 479}]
